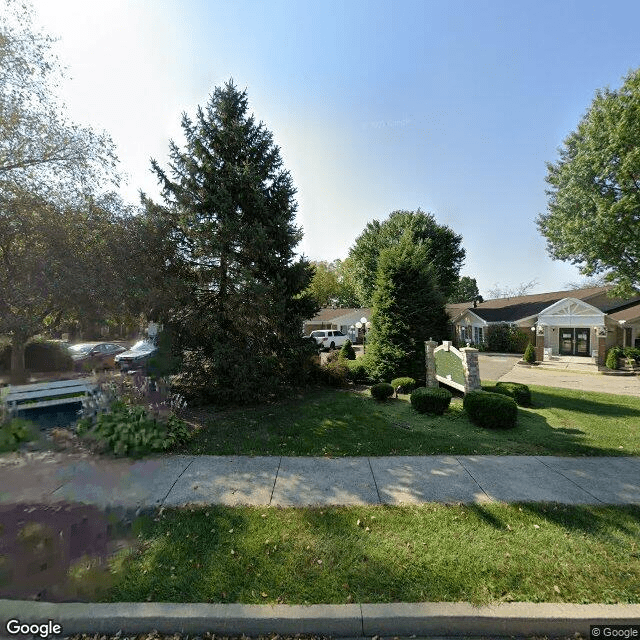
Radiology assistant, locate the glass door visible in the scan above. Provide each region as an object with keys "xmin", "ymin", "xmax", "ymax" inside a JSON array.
[
  {"xmin": 559, "ymin": 328, "xmax": 590, "ymax": 356},
  {"xmin": 559, "ymin": 329, "xmax": 574, "ymax": 355},
  {"xmin": 575, "ymin": 328, "xmax": 590, "ymax": 356}
]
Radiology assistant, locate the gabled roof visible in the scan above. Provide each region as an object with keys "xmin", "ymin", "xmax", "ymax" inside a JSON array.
[{"xmin": 446, "ymin": 286, "xmax": 640, "ymax": 324}]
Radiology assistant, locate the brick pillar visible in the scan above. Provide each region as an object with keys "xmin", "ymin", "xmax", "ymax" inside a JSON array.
[
  {"xmin": 461, "ymin": 347, "xmax": 481, "ymax": 393},
  {"xmin": 598, "ymin": 335, "xmax": 606, "ymax": 366},
  {"xmin": 535, "ymin": 329, "xmax": 544, "ymax": 363},
  {"xmin": 424, "ymin": 340, "xmax": 438, "ymax": 388}
]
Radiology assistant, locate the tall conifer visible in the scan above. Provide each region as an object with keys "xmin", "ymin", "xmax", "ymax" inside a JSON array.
[{"xmin": 150, "ymin": 81, "xmax": 317, "ymax": 402}]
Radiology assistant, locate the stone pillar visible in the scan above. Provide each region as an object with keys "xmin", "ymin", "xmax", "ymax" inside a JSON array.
[
  {"xmin": 598, "ymin": 335, "xmax": 606, "ymax": 366},
  {"xmin": 535, "ymin": 329, "xmax": 544, "ymax": 363},
  {"xmin": 461, "ymin": 347, "xmax": 481, "ymax": 393},
  {"xmin": 424, "ymin": 340, "xmax": 438, "ymax": 388}
]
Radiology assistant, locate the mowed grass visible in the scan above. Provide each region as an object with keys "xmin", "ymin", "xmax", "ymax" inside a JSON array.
[
  {"xmin": 105, "ymin": 504, "xmax": 640, "ymax": 605},
  {"xmin": 178, "ymin": 384, "xmax": 640, "ymax": 457}
]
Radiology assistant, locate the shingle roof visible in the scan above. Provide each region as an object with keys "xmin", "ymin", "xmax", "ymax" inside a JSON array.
[
  {"xmin": 446, "ymin": 286, "xmax": 640, "ymax": 324},
  {"xmin": 305, "ymin": 308, "xmax": 370, "ymax": 323},
  {"xmin": 608, "ymin": 301, "xmax": 640, "ymax": 323}
]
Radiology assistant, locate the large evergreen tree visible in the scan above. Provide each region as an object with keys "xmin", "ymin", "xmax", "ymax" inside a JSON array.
[
  {"xmin": 149, "ymin": 81, "xmax": 317, "ymax": 403},
  {"xmin": 365, "ymin": 235, "xmax": 450, "ymax": 382}
]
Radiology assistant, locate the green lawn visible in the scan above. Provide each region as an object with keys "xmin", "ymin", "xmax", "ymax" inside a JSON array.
[
  {"xmin": 178, "ymin": 384, "xmax": 640, "ymax": 457},
  {"xmin": 100, "ymin": 504, "xmax": 640, "ymax": 605}
]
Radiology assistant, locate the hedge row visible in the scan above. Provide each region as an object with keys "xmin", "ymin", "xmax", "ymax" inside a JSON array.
[{"xmin": 0, "ymin": 341, "xmax": 73, "ymax": 373}]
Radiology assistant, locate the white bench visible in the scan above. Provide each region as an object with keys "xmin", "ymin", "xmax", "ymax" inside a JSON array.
[{"xmin": 2, "ymin": 378, "xmax": 97, "ymax": 417}]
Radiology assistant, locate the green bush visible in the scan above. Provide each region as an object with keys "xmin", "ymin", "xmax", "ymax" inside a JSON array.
[
  {"xmin": 492, "ymin": 382, "xmax": 531, "ymax": 407},
  {"xmin": 81, "ymin": 401, "xmax": 191, "ymax": 457},
  {"xmin": 410, "ymin": 386, "xmax": 452, "ymax": 415},
  {"xmin": 486, "ymin": 323, "xmax": 530, "ymax": 354},
  {"xmin": 320, "ymin": 351, "xmax": 349, "ymax": 387},
  {"xmin": 340, "ymin": 340, "xmax": 356, "ymax": 360},
  {"xmin": 463, "ymin": 390, "xmax": 517, "ymax": 429},
  {"xmin": 523, "ymin": 342, "xmax": 536, "ymax": 364},
  {"xmin": 606, "ymin": 347, "xmax": 622, "ymax": 370},
  {"xmin": 346, "ymin": 359, "xmax": 368, "ymax": 383},
  {"xmin": 0, "ymin": 339, "xmax": 73, "ymax": 373},
  {"xmin": 390, "ymin": 377, "xmax": 417, "ymax": 394},
  {"xmin": 623, "ymin": 347, "xmax": 640, "ymax": 363},
  {"xmin": 0, "ymin": 418, "xmax": 36, "ymax": 453},
  {"xmin": 370, "ymin": 382, "xmax": 394, "ymax": 401}
]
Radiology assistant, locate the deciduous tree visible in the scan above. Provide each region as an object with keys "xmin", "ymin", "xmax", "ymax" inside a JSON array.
[
  {"xmin": 537, "ymin": 68, "xmax": 640, "ymax": 297},
  {"xmin": 349, "ymin": 209, "xmax": 465, "ymax": 306}
]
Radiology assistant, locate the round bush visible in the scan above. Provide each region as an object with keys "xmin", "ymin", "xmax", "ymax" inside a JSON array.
[
  {"xmin": 370, "ymin": 382, "xmax": 394, "ymax": 401},
  {"xmin": 493, "ymin": 382, "xmax": 531, "ymax": 407},
  {"xmin": 390, "ymin": 377, "xmax": 416, "ymax": 394},
  {"xmin": 410, "ymin": 386, "xmax": 452, "ymax": 415},
  {"xmin": 463, "ymin": 390, "xmax": 517, "ymax": 429}
]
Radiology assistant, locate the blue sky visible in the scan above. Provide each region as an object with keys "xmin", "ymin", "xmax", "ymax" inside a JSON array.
[{"xmin": 32, "ymin": 0, "xmax": 640, "ymax": 298}]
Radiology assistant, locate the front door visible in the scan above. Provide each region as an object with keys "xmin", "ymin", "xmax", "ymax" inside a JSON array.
[{"xmin": 559, "ymin": 328, "xmax": 590, "ymax": 356}]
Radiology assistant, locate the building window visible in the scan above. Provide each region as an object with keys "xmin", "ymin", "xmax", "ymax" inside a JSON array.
[{"xmin": 474, "ymin": 326, "xmax": 484, "ymax": 344}]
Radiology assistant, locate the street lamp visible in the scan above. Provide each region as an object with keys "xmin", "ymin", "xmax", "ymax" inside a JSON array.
[{"xmin": 357, "ymin": 316, "xmax": 370, "ymax": 353}]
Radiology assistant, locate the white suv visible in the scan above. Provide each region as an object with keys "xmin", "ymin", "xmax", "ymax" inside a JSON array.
[{"xmin": 309, "ymin": 329, "xmax": 349, "ymax": 350}]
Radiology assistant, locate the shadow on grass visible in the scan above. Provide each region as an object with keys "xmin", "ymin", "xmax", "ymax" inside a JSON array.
[
  {"xmin": 530, "ymin": 388, "xmax": 640, "ymax": 418},
  {"xmin": 518, "ymin": 503, "xmax": 640, "ymax": 539}
]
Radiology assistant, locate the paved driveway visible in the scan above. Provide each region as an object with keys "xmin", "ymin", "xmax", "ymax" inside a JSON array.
[
  {"xmin": 477, "ymin": 353, "xmax": 521, "ymax": 381},
  {"xmin": 499, "ymin": 366, "xmax": 640, "ymax": 396}
]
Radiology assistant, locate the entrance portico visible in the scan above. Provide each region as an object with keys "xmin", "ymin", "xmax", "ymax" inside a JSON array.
[{"xmin": 531, "ymin": 298, "xmax": 609, "ymax": 363}]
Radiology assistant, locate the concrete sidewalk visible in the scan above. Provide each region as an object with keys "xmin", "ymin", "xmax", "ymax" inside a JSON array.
[{"xmin": 1, "ymin": 452, "xmax": 639, "ymax": 508}]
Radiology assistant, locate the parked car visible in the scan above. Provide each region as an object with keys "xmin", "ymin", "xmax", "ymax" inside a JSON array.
[
  {"xmin": 67, "ymin": 342, "xmax": 128, "ymax": 371},
  {"xmin": 309, "ymin": 329, "xmax": 349, "ymax": 350},
  {"xmin": 114, "ymin": 340, "xmax": 158, "ymax": 372}
]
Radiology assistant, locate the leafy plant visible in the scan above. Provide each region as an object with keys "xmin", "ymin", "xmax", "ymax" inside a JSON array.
[
  {"xmin": 463, "ymin": 391, "xmax": 517, "ymax": 429},
  {"xmin": 0, "ymin": 418, "xmax": 36, "ymax": 452},
  {"xmin": 83, "ymin": 400, "xmax": 190, "ymax": 457},
  {"xmin": 410, "ymin": 387, "xmax": 452, "ymax": 415},
  {"xmin": 370, "ymin": 382, "xmax": 394, "ymax": 401}
]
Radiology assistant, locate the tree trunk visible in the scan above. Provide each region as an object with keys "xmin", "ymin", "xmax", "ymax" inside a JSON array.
[{"xmin": 10, "ymin": 337, "xmax": 28, "ymax": 385}]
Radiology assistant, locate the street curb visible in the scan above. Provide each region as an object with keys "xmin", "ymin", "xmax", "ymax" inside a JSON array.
[{"xmin": 1, "ymin": 600, "xmax": 640, "ymax": 637}]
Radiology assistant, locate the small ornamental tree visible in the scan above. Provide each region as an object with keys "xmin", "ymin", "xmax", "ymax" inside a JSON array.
[
  {"xmin": 523, "ymin": 342, "xmax": 536, "ymax": 364},
  {"xmin": 340, "ymin": 340, "xmax": 356, "ymax": 360}
]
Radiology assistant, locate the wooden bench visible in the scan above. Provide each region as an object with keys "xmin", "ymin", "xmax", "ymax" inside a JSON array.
[{"xmin": 2, "ymin": 378, "xmax": 98, "ymax": 417}]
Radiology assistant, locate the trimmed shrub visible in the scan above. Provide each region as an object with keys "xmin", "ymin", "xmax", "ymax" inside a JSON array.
[
  {"xmin": 346, "ymin": 359, "xmax": 368, "ymax": 383},
  {"xmin": 523, "ymin": 342, "xmax": 536, "ymax": 364},
  {"xmin": 340, "ymin": 340, "xmax": 356, "ymax": 360},
  {"xmin": 410, "ymin": 386, "xmax": 452, "ymax": 415},
  {"xmin": 606, "ymin": 347, "xmax": 622, "ymax": 370},
  {"xmin": 390, "ymin": 377, "xmax": 416, "ymax": 394},
  {"xmin": 463, "ymin": 390, "xmax": 517, "ymax": 429},
  {"xmin": 493, "ymin": 381, "xmax": 531, "ymax": 407},
  {"xmin": 370, "ymin": 382, "xmax": 394, "ymax": 401},
  {"xmin": 320, "ymin": 350, "xmax": 349, "ymax": 387}
]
